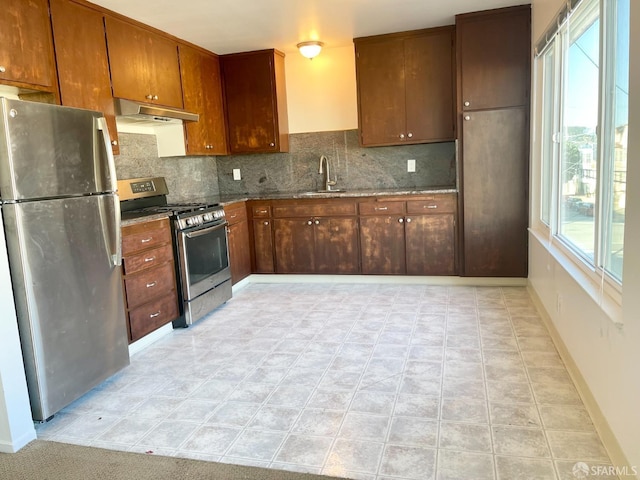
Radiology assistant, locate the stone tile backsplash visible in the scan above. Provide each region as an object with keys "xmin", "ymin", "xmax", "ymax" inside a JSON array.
[
  {"xmin": 216, "ymin": 130, "xmax": 456, "ymax": 195},
  {"xmin": 114, "ymin": 130, "xmax": 456, "ymax": 199}
]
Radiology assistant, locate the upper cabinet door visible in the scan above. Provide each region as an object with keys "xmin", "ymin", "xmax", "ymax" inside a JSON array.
[
  {"xmin": 221, "ymin": 49, "xmax": 289, "ymax": 154},
  {"xmin": 355, "ymin": 38, "xmax": 406, "ymax": 146},
  {"xmin": 179, "ymin": 45, "xmax": 227, "ymax": 156},
  {"xmin": 105, "ymin": 17, "xmax": 183, "ymax": 109},
  {"xmin": 50, "ymin": 0, "xmax": 119, "ymax": 155},
  {"xmin": 0, "ymin": 0, "xmax": 57, "ymax": 90},
  {"xmin": 457, "ymin": 7, "xmax": 531, "ymax": 110},
  {"xmin": 404, "ymin": 27, "xmax": 455, "ymax": 143},
  {"xmin": 355, "ymin": 27, "xmax": 456, "ymax": 147}
]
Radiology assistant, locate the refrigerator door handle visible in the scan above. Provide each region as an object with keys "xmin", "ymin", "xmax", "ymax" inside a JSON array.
[
  {"xmin": 112, "ymin": 195, "xmax": 122, "ymax": 267},
  {"xmin": 96, "ymin": 116, "xmax": 118, "ymax": 193}
]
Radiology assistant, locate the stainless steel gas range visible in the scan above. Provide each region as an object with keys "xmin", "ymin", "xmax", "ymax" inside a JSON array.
[{"xmin": 119, "ymin": 177, "xmax": 231, "ymax": 327}]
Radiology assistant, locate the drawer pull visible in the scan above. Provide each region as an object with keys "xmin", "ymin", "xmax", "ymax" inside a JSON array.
[
  {"xmin": 140, "ymin": 237, "xmax": 152, "ymax": 243},
  {"xmin": 426, "ymin": 205, "xmax": 438, "ymax": 209},
  {"xmin": 257, "ymin": 209, "xmax": 267, "ymax": 214},
  {"xmin": 149, "ymin": 311, "xmax": 160, "ymax": 318},
  {"xmin": 146, "ymin": 282, "xmax": 157, "ymax": 288},
  {"xmin": 375, "ymin": 206, "xmax": 388, "ymax": 211},
  {"xmin": 230, "ymin": 214, "xmax": 237, "ymax": 219},
  {"xmin": 144, "ymin": 256, "xmax": 156, "ymax": 262}
]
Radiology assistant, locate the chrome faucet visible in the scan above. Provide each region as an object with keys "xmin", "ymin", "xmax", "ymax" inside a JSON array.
[{"xmin": 318, "ymin": 155, "xmax": 337, "ymax": 191}]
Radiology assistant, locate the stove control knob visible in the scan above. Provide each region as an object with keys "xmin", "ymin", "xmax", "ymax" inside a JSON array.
[{"xmin": 204, "ymin": 213, "xmax": 213, "ymax": 222}]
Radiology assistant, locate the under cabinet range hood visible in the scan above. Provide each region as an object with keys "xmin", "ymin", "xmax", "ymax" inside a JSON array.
[{"xmin": 114, "ymin": 98, "xmax": 199, "ymax": 123}]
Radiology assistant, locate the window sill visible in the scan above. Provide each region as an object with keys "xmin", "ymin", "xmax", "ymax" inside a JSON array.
[{"xmin": 529, "ymin": 227, "xmax": 623, "ymax": 327}]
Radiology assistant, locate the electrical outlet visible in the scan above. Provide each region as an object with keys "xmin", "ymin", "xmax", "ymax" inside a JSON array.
[
  {"xmin": 407, "ymin": 159, "xmax": 416, "ymax": 172},
  {"xmin": 233, "ymin": 168, "xmax": 241, "ymax": 181}
]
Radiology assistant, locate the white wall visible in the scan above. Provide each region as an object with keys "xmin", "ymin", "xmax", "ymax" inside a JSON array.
[
  {"xmin": 285, "ymin": 45, "xmax": 358, "ymax": 133},
  {"xmin": 529, "ymin": 0, "xmax": 640, "ymax": 470}
]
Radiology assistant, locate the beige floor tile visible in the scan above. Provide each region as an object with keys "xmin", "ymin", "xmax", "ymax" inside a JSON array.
[
  {"xmin": 495, "ymin": 456, "xmax": 557, "ymax": 480},
  {"xmin": 492, "ymin": 426, "xmax": 550, "ymax": 457}
]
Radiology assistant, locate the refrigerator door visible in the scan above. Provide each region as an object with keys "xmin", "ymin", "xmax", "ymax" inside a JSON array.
[
  {"xmin": 0, "ymin": 97, "xmax": 115, "ymax": 201},
  {"xmin": 2, "ymin": 194, "xmax": 129, "ymax": 421}
]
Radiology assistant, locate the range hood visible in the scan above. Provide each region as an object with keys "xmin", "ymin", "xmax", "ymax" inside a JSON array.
[{"xmin": 114, "ymin": 98, "xmax": 199, "ymax": 123}]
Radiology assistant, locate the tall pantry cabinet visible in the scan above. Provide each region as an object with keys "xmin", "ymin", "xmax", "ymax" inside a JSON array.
[{"xmin": 456, "ymin": 5, "xmax": 531, "ymax": 277}]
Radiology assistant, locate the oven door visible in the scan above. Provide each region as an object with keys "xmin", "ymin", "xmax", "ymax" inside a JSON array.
[{"xmin": 177, "ymin": 221, "xmax": 230, "ymax": 301}]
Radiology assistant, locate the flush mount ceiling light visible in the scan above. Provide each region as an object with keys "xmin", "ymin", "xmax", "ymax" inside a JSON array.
[{"xmin": 297, "ymin": 41, "xmax": 324, "ymax": 59}]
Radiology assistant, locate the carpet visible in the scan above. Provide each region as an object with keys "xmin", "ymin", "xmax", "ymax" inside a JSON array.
[{"xmin": 0, "ymin": 440, "xmax": 347, "ymax": 480}]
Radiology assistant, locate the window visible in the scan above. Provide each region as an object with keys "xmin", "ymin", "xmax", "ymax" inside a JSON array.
[{"xmin": 538, "ymin": 0, "xmax": 629, "ymax": 284}]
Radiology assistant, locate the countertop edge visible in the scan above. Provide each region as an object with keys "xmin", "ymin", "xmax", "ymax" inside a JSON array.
[{"xmin": 121, "ymin": 212, "xmax": 172, "ymax": 227}]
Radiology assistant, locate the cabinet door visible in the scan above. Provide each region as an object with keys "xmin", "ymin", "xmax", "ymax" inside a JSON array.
[
  {"xmin": 461, "ymin": 107, "xmax": 529, "ymax": 277},
  {"xmin": 359, "ymin": 216, "xmax": 406, "ymax": 274},
  {"xmin": 50, "ymin": 0, "xmax": 119, "ymax": 155},
  {"xmin": 227, "ymin": 220, "xmax": 251, "ymax": 285},
  {"xmin": 222, "ymin": 50, "xmax": 282, "ymax": 154},
  {"xmin": 404, "ymin": 28, "xmax": 455, "ymax": 142},
  {"xmin": 355, "ymin": 38, "xmax": 406, "ymax": 146},
  {"xmin": 273, "ymin": 218, "xmax": 315, "ymax": 273},
  {"xmin": 0, "ymin": 0, "xmax": 56, "ymax": 90},
  {"xmin": 180, "ymin": 45, "xmax": 227, "ymax": 155},
  {"xmin": 253, "ymin": 219, "xmax": 274, "ymax": 273},
  {"xmin": 405, "ymin": 215, "xmax": 456, "ymax": 275},
  {"xmin": 105, "ymin": 17, "xmax": 183, "ymax": 108},
  {"xmin": 314, "ymin": 217, "xmax": 359, "ymax": 274},
  {"xmin": 457, "ymin": 6, "xmax": 531, "ymax": 110}
]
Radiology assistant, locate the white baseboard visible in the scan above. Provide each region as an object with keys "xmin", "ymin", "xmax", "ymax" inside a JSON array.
[
  {"xmin": 0, "ymin": 428, "xmax": 36, "ymax": 453},
  {"xmin": 527, "ymin": 283, "xmax": 634, "ymax": 477},
  {"xmin": 128, "ymin": 323, "xmax": 173, "ymax": 357},
  {"xmin": 245, "ymin": 274, "xmax": 528, "ymax": 286}
]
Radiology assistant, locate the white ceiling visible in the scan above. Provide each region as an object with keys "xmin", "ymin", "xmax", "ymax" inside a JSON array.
[{"xmin": 90, "ymin": 0, "xmax": 528, "ymax": 55}]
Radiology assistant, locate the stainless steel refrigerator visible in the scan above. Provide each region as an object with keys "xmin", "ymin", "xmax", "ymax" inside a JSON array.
[{"xmin": 0, "ymin": 97, "xmax": 129, "ymax": 422}]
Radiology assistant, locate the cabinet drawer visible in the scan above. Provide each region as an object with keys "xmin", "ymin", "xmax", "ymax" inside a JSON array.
[
  {"xmin": 124, "ymin": 262, "xmax": 175, "ymax": 309},
  {"xmin": 273, "ymin": 202, "xmax": 357, "ymax": 218},
  {"xmin": 224, "ymin": 203, "xmax": 248, "ymax": 225},
  {"xmin": 251, "ymin": 205, "xmax": 271, "ymax": 218},
  {"xmin": 359, "ymin": 201, "xmax": 405, "ymax": 216},
  {"xmin": 122, "ymin": 218, "xmax": 172, "ymax": 255},
  {"xmin": 123, "ymin": 244, "xmax": 174, "ymax": 275},
  {"xmin": 128, "ymin": 290, "xmax": 179, "ymax": 342},
  {"xmin": 406, "ymin": 195, "xmax": 457, "ymax": 214}
]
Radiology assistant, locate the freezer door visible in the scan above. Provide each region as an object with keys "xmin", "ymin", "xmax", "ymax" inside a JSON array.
[
  {"xmin": 2, "ymin": 194, "xmax": 129, "ymax": 421},
  {"xmin": 0, "ymin": 97, "xmax": 115, "ymax": 201}
]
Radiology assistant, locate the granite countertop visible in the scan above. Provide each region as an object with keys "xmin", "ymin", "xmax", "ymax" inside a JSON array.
[{"xmin": 217, "ymin": 187, "xmax": 458, "ymax": 206}]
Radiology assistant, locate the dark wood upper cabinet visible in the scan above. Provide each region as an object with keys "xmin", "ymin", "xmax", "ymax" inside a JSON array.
[
  {"xmin": 50, "ymin": 0, "xmax": 119, "ymax": 155},
  {"xmin": 0, "ymin": 0, "xmax": 57, "ymax": 92},
  {"xmin": 456, "ymin": 5, "xmax": 531, "ymax": 278},
  {"xmin": 457, "ymin": 6, "xmax": 531, "ymax": 111},
  {"xmin": 354, "ymin": 26, "xmax": 455, "ymax": 147},
  {"xmin": 221, "ymin": 49, "xmax": 289, "ymax": 154},
  {"xmin": 179, "ymin": 45, "xmax": 228, "ymax": 155},
  {"xmin": 105, "ymin": 16, "xmax": 183, "ymax": 109}
]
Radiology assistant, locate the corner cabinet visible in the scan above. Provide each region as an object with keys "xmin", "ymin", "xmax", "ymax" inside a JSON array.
[
  {"xmin": 0, "ymin": 0, "xmax": 58, "ymax": 93},
  {"xmin": 105, "ymin": 16, "xmax": 183, "ymax": 109},
  {"xmin": 354, "ymin": 26, "xmax": 455, "ymax": 147},
  {"xmin": 456, "ymin": 5, "xmax": 531, "ymax": 277},
  {"xmin": 179, "ymin": 45, "xmax": 228, "ymax": 155},
  {"xmin": 221, "ymin": 49, "xmax": 289, "ymax": 154},
  {"xmin": 121, "ymin": 217, "xmax": 179, "ymax": 343},
  {"xmin": 50, "ymin": 0, "xmax": 119, "ymax": 155}
]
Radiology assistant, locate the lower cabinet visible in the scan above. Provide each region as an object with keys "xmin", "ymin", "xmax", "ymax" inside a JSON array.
[
  {"xmin": 224, "ymin": 202, "xmax": 251, "ymax": 285},
  {"xmin": 121, "ymin": 217, "xmax": 179, "ymax": 343}
]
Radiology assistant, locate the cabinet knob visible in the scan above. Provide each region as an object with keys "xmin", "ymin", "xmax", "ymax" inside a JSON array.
[
  {"xmin": 464, "ymin": 101, "xmax": 470, "ymax": 107},
  {"xmin": 153, "ymin": 95, "xmax": 158, "ymax": 100},
  {"xmin": 406, "ymin": 218, "xmax": 412, "ymax": 223},
  {"xmin": 314, "ymin": 220, "xmax": 320, "ymax": 225},
  {"xmin": 464, "ymin": 115, "xmax": 471, "ymax": 121},
  {"xmin": 111, "ymin": 140, "xmax": 118, "ymax": 146},
  {"xmin": 307, "ymin": 220, "xmax": 313, "ymax": 225},
  {"xmin": 398, "ymin": 218, "xmax": 404, "ymax": 223},
  {"xmin": 0, "ymin": 66, "xmax": 6, "ymax": 73},
  {"xmin": 263, "ymin": 221, "xmax": 269, "ymax": 226},
  {"xmin": 399, "ymin": 134, "xmax": 405, "ymax": 139},
  {"xmin": 407, "ymin": 133, "xmax": 413, "ymax": 138},
  {"xmin": 269, "ymin": 142, "xmax": 275, "ymax": 147},
  {"xmin": 145, "ymin": 94, "xmax": 153, "ymax": 100}
]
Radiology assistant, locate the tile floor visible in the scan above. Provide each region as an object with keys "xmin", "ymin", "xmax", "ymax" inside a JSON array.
[{"xmin": 35, "ymin": 283, "xmax": 616, "ymax": 479}]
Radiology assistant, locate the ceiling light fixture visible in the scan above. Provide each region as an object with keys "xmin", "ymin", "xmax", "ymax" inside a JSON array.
[{"xmin": 297, "ymin": 41, "xmax": 324, "ymax": 59}]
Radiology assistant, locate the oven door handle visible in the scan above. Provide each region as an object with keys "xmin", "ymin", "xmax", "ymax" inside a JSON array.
[{"xmin": 184, "ymin": 222, "xmax": 227, "ymax": 239}]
